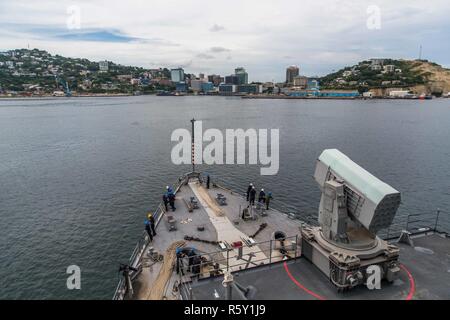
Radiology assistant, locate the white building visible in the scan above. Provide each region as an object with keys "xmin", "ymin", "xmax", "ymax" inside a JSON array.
[
  {"xmin": 371, "ymin": 64, "xmax": 382, "ymax": 71},
  {"xmin": 343, "ymin": 70, "xmax": 353, "ymax": 77},
  {"xmin": 99, "ymin": 60, "xmax": 109, "ymax": 72},
  {"xmin": 383, "ymin": 65, "xmax": 395, "ymax": 73},
  {"xmin": 170, "ymin": 68, "xmax": 184, "ymax": 83},
  {"xmin": 389, "ymin": 90, "xmax": 412, "ymax": 98}
]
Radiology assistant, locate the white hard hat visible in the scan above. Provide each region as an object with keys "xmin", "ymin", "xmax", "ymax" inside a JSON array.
[
  {"xmin": 166, "ymin": 186, "xmax": 169, "ymax": 189},
  {"xmin": 250, "ymin": 183, "xmax": 253, "ymax": 186},
  {"xmin": 261, "ymin": 189, "xmax": 264, "ymax": 191}
]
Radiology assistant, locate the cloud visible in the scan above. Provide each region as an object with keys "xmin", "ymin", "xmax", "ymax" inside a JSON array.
[
  {"xmin": 209, "ymin": 24, "xmax": 225, "ymax": 32},
  {"xmin": 196, "ymin": 53, "xmax": 215, "ymax": 59},
  {"xmin": 55, "ymin": 29, "xmax": 140, "ymax": 43},
  {"xmin": 0, "ymin": 0, "xmax": 449, "ymax": 81},
  {"xmin": 210, "ymin": 46, "xmax": 231, "ymax": 53}
]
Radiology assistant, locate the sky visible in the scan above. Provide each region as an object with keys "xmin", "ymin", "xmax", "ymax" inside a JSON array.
[{"xmin": 0, "ymin": 0, "xmax": 449, "ymax": 82}]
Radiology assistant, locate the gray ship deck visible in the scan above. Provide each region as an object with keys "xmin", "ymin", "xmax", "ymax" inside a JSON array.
[
  {"xmin": 117, "ymin": 173, "xmax": 450, "ymax": 300},
  {"xmin": 186, "ymin": 232, "xmax": 450, "ymax": 300},
  {"xmin": 129, "ymin": 175, "xmax": 303, "ymax": 300}
]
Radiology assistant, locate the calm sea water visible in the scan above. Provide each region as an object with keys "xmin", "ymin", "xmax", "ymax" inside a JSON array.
[{"xmin": 0, "ymin": 96, "xmax": 449, "ymax": 299}]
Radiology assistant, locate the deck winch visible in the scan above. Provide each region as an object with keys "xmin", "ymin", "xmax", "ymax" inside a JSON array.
[{"xmin": 301, "ymin": 149, "xmax": 402, "ymax": 290}]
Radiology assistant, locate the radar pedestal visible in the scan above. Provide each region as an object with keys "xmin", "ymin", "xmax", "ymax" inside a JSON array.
[{"xmin": 301, "ymin": 149, "xmax": 402, "ymax": 290}]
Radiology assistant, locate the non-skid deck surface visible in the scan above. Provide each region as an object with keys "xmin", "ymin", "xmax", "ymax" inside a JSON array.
[{"xmin": 132, "ymin": 179, "xmax": 303, "ymax": 299}]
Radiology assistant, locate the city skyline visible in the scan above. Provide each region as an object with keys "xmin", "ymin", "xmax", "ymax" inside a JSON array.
[{"xmin": 0, "ymin": 0, "xmax": 450, "ymax": 82}]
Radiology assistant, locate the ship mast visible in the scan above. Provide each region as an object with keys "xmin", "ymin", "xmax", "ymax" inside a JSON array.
[{"xmin": 191, "ymin": 118, "xmax": 195, "ymax": 172}]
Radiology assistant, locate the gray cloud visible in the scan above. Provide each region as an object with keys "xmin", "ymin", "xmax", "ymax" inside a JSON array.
[
  {"xmin": 1, "ymin": 0, "xmax": 449, "ymax": 82},
  {"xmin": 197, "ymin": 53, "xmax": 215, "ymax": 59},
  {"xmin": 209, "ymin": 24, "xmax": 225, "ymax": 32},
  {"xmin": 210, "ymin": 46, "xmax": 231, "ymax": 53}
]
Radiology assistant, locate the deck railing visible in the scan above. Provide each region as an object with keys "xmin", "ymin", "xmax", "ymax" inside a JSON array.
[
  {"xmin": 378, "ymin": 209, "xmax": 450, "ymax": 240},
  {"xmin": 112, "ymin": 172, "xmax": 200, "ymax": 300},
  {"xmin": 177, "ymin": 235, "xmax": 300, "ymax": 300}
]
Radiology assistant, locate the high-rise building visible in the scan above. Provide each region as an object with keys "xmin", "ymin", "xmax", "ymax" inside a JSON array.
[
  {"xmin": 225, "ymin": 75, "xmax": 239, "ymax": 85},
  {"xmin": 235, "ymin": 67, "xmax": 248, "ymax": 85},
  {"xmin": 286, "ymin": 65, "xmax": 299, "ymax": 84},
  {"xmin": 208, "ymin": 74, "xmax": 223, "ymax": 86},
  {"xmin": 170, "ymin": 68, "xmax": 185, "ymax": 83}
]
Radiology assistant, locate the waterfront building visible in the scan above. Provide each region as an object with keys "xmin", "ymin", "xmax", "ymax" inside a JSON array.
[
  {"xmin": 235, "ymin": 67, "xmax": 248, "ymax": 85},
  {"xmin": 389, "ymin": 90, "xmax": 413, "ymax": 98},
  {"xmin": 319, "ymin": 90, "xmax": 359, "ymax": 98},
  {"xmin": 175, "ymin": 82, "xmax": 187, "ymax": 92},
  {"xmin": 225, "ymin": 75, "xmax": 239, "ymax": 85},
  {"xmin": 218, "ymin": 84, "xmax": 236, "ymax": 95},
  {"xmin": 307, "ymin": 79, "xmax": 320, "ymax": 90},
  {"xmin": 99, "ymin": 60, "xmax": 109, "ymax": 72},
  {"xmin": 208, "ymin": 74, "xmax": 223, "ymax": 87},
  {"xmin": 191, "ymin": 79, "xmax": 205, "ymax": 92},
  {"xmin": 286, "ymin": 65, "xmax": 299, "ymax": 84},
  {"xmin": 201, "ymin": 82, "xmax": 214, "ymax": 93},
  {"xmin": 237, "ymin": 84, "xmax": 263, "ymax": 94},
  {"xmin": 293, "ymin": 76, "xmax": 308, "ymax": 88},
  {"xmin": 170, "ymin": 68, "xmax": 185, "ymax": 83},
  {"xmin": 285, "ymin": 89, "xmax": 359, "ymax": 98}
]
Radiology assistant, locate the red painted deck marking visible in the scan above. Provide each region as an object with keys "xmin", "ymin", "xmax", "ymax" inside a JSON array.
[
  {"xmin": 284, "ymin": 261, "xmax": 415, "ymax": 300},
  {"xmin": 399, "ymin": 264, "xmax": 415, "ymax": 300},
  {"xmin": 283, "ymin": 261, "xmax": 326, "ymax": 300}
]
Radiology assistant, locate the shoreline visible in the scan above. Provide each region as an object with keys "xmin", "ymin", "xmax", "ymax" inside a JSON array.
[
  {"xmin": 0, "ymin": 93, "xmax": 442, "ymax": 101},
  {"xmin": 0, "ymin": 94, "xmax": 134, "ymax": 101}
]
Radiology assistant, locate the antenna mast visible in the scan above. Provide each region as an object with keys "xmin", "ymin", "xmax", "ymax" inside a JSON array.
[{"xmin": 191, "ymin": 118, "xmax": 196, "ymax": 173}]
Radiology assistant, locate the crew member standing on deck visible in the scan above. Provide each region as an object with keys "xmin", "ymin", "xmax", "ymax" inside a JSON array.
[
  {"xmin": 168, "ymin": 192, "xmax": 176, "ymax": 211},
  {"xmin": 162, "ymin": 193, "xmax": 169, "ymax": 211},
  {"xmin": 147, "ymin": 212, "xmax": 156, "ymax": 236},
  {"xmin": 265, "ymin": 192, "xmax": 273, "ymax": 210},
  {"xmin": 206, "ymin": 174, "xmax": 210, "ymax": 189},
  {"xmin": 144, "ymin": 219, "xmax": 153, "ymax": 242},
  {"xmin": 246, "ymin": 183, "xmax": 253, "ymax": 201},
  {"xmin": 249, "ymin": 186, "xmax": 256, "ymax": 205},
  {"xmin": 258, "ymin": 188, "xmax": 266, "ymax": 203}
]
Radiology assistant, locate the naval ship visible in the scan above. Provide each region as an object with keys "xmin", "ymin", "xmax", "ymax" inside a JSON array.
[{"xmin": 113, "ymin": 122, "xmax": 450, "ymax": 300}]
